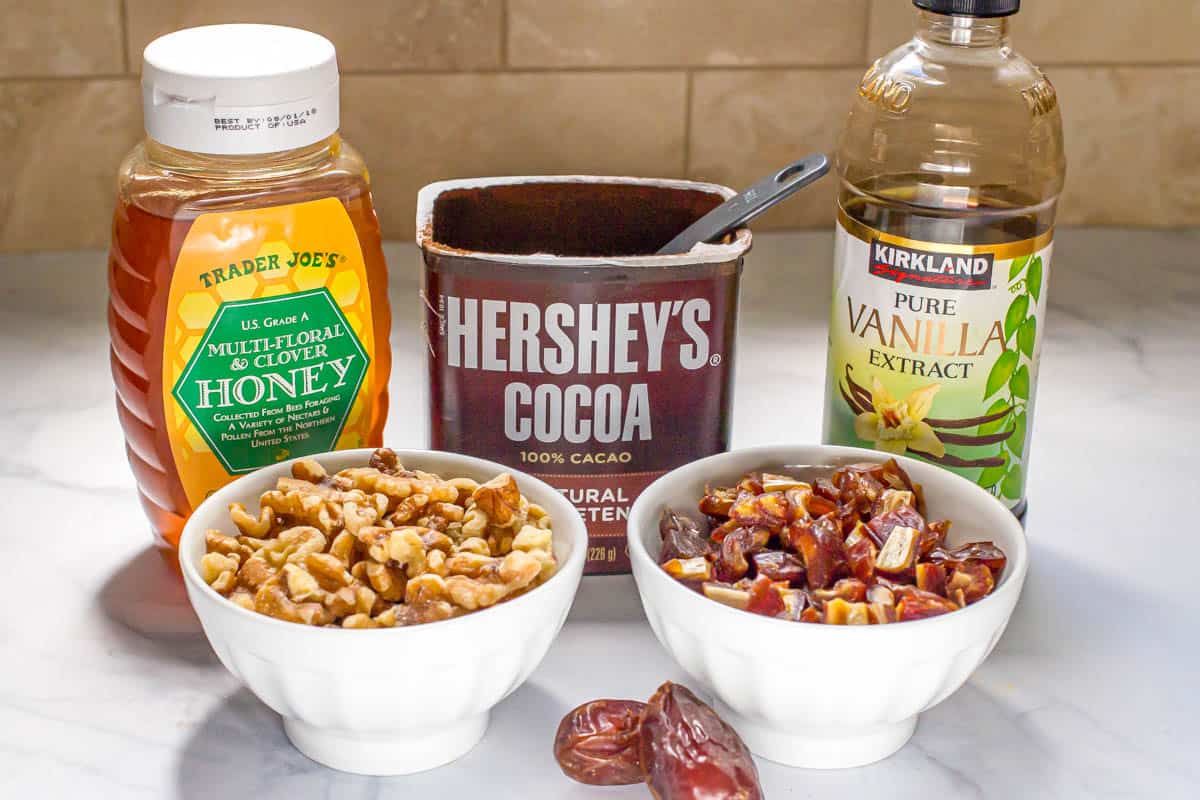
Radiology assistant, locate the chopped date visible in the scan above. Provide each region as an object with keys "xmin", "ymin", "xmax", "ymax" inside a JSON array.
[
  {"xmin": 714, "ymin": 528, "xmax": 753, "ymax": 582},
  {"xmin": 729, "ymin": 491, "xmax": 789, "ymax": 530},
  {"xmin": 709, "ymin": 518, "xmax": 740, "ymax": 543},
  {"xmin": 813, "ymin": 476, "xmax": 840, "ymax": 503},
  {"xmin": 832, "ymin": 464, "xmax": 885, "ymax": 513},
  {"xmin": 779, "ymin": 587, "xmax": 810, "ymax": 620},
  {"xmin": 703, "ymin": 581, "xmax": 751, "ymax": 610},
  {"xmin": 782, "ymin": 486, "xmax": 813, "ymax": 522},
  {"xmin": 929, "ymin": 541, "xmax": 1007, "ymax": 573},
  {"xmin": 656, "ymin": 461, "xmax": 1005, "ymax": 625},
  {"xmin": 699, "ymin": 485, "xmax": 737, "ymax": 518},
  {"xmin": 947, "ymin": 560, "xmax": 994, "ymax": 605},
  {"xmin": 736, "ymin": 474, "xmax": 765, "ymax": 496},
  {"xmin": 659, "ymin": 508, "xmax": 712, "ymax": 561},
  {"xmin": 866, "ymin": 584, "xmax": 895, "ymax": 606},
  {"xmin": 553, "ymin": 699, "xmax": 647, "ymax": 785},
  {"xmin": 921, "ymin": 518, "xmax": 951, "ymax": 555},
  {"xmin": 662, "ymin": 557, "xmax": 712, "ymax": 581},
  {"xmin": 784, "ymin": 516, "xmax": 847, "ymax": 590},
  {"xmin": 761, "ymin": 472, "xmax": 810, "ymax": 493},
  {"xmin": 750, "ymin": 550, "xmax": 806, "ymax": 584},
  {"xmin": 824, "ymin": 597, "xmax": 871, "ymax": 624},
  {"xmin": 866, "ymin": 505, "xmax": 926, "ymax": 550},
  {"xmin": 876, "ymin": 525, "xmax": 921, "ymax": 578},
  {"xmin": 721, "ymin": 527, "xmax": 770, "ymax": 579},
  {"xmin": 805, "ymin": 492, "xmax": 840, "ymax": 518},
  {"xmin": 640, "ymin": 682, "xmax": 763, "ymax": 800},
  {"xmin": 874, "ymin": 488, "xmax": 916, "ymax": 516},
  {"xmin": 868, "ymin": 601, "xmax": 897, "ymax": 624},
  {"xmin": 896, "ymin": 588, "xmax": 959, "ymax": 620},
  {"xmin": 812, "ymin": 577, "xmax": 868, "ymax": 604},
  {"xmin": 746, "ymin": 574, "xmax": 787, "ymax": 617},
  {"xmin": 833, "ymin": 459, "xmax": 920, "ymax": 515},
  {"xmin": 915, "ymin": 562, "xmax": 948, "ymax": 596},
  {"xmin": 844, "ymin": 523, "xmax": 877, "ymax": 584}
]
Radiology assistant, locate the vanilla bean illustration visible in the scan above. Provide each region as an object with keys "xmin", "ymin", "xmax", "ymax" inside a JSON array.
[
  {"xmin": 926, "ymin": 405, "xmax": 1011, "ymax": 430},
  {"xmin": 841, "ymin": 385, "xmax": 865, "ymax": 415},
  {"xmin": 935, "ymin": 430, "xmax": 1013, "ymax": 446},
  {"xmin": 844, "ymin": 366, "xmax": 873, "ymax": 410},
  {"xmin": 841, "ymin": 365, "xmax": 1012, "ymax": 463},
  {"xmin": 909, "ymin": 449, "xmax": 1006, "ymax": 468}
]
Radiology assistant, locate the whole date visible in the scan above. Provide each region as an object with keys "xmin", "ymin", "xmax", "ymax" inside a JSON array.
[
  {"xmin": 554, "ymin": 699, "xmax": 646, "ymax": 785},
  {"xmin": 641, "ymin": 683, "xmax": 763, "ymax": 800}
]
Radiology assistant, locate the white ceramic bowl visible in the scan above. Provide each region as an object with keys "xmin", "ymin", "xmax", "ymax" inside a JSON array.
[
  {"xmin": 628, "ymin": 444, "xmax": 1028, "ymax": 769},
  {"xmin": 179, "ymin": 448, "xmax": 587, "ymax": 775}
]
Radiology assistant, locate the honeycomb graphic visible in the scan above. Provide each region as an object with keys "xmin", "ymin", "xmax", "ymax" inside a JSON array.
[{"xmin": 164, "ymin": 229, "xmax": 377, "ymax": 503}]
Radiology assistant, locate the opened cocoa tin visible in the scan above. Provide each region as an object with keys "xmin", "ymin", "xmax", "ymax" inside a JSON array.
[{"xmin": 417, "ymin": 176, "xmax": 752, "ymax": 574}]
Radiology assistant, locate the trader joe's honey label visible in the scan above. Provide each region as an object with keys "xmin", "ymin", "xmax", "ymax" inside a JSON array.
[
  {"xmin": 161, "ymin": 198, "xmax": 381, "ymax": 506},
  {"xmin": 823, "ymin": 211, "xmax": 1052, "ymax": 509}
]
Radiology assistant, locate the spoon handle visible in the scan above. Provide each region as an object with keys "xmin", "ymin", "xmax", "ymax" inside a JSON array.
[{"xmin": 657, "ymin": 154, "xmax": 831, "ymax": 255}]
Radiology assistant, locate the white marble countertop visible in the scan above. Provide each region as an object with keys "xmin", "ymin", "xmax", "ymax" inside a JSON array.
[{"xmin": 1, "ymin": 229, "xmax": 1197, "ymax": 798}]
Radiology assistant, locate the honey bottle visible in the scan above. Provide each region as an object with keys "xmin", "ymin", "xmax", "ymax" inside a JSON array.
[
  {"xmin": 109, "ymin": 25, "xmax": 392, "ymax": 557},
  {"xmin": 823, "ymin": 0, "xmax": 1065, "ymax": 515}
]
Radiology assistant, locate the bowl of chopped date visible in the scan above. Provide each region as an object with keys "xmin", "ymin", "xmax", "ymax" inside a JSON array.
[
  {"xmin": 627, "ymin": 444, "xmax": 1027, "ymax": 769},
  {"xmin": 178, "ymin": 447, "xmax": 587, "ymax": 775}
]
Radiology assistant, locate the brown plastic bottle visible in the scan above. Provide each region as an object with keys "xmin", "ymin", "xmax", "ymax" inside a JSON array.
[
  {"xmin": 823, "ymin": 0, "xmax": 1065, "ymax": 514},
  {"xmin": 109, "ymin": 25, "xmax": 391, "ymax": 557}
]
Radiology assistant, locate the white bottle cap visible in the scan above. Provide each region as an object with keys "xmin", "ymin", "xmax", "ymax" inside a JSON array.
[{"xmin": 142, "ymin": 24, "xmax": 340, "ymax": 155}]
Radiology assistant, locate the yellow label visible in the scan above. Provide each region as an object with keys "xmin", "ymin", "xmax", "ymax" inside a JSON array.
[
  {"xmin": 162, "ymin": 197, "xmax": 379, "ymax": 507},
  {"xmin": 824, "ymin": 211, "xmax": 1052, "ymax": 509}
]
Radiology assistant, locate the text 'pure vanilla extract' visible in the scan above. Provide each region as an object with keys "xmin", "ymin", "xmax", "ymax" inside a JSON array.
[{"xmin": 823, "ymin": 0, "xmax": 1066, "ymax": 514}]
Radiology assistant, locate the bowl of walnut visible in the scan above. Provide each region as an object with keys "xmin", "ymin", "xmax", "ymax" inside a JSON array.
[
  {"xmin": 178, "ymin": 447, "xmax": 587, "ymax": 776},
  {"xmin": 627, "ymin": 444, "xmax": 1028, "ymax": 770}
]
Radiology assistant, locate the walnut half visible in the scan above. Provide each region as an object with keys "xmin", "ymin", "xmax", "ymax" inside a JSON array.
[{"xmin": 199, "ymin": 449, "xmax": 558, "ymax": 628}]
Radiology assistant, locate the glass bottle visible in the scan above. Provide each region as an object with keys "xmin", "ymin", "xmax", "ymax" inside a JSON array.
[
  {"xmin": 109, "ymin": 25, "xmax": 391, "ymax": 557},
  {"xmin": 823, "ymin": 0, "xmax": 1065, "ymax": 514}
]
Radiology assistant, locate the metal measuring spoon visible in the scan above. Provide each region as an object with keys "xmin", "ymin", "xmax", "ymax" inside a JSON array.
[{"xmin": 656, "ymin": 154, "xmax": 830, "ymax": 255}]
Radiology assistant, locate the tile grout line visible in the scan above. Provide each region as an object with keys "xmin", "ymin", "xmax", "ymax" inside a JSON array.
[
  {"xmin": 681, "ymin": 70, "xmax": 694, "ymax": 178},
  {"xmin": 861, "ymin": 0, "xmax": 874, "ymax": 65},
  {"xmin": 1, "ymin": 63, "xmax": 1198, "ymax": 83},
  {"xmin": 1, "ymin": 223, "xmax": 1188, "ymax": 256},
  {"xmin": 118, "ymin": 0, "xmax": 132, "ymax": 74},
  {"xmin": 499, "ymin": 0, "xmax": 509, "ymax": 68}
]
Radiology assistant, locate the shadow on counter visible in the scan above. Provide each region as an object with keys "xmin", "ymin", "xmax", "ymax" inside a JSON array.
[
  {"xmin": 97, "ymin": 544, "xmax": 214, "ymax": 666},
  {"xmin": 173, "ymin": 682, "xmax": 634, "ymax": 799}
]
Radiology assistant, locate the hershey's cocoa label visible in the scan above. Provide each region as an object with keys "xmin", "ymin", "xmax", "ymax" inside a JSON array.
[{"xmin": 425, "ymin": 258, "xmax": 738, "ymax": 574}]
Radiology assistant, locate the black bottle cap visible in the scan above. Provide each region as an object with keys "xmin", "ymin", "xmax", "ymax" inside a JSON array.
[{"xmin": 913, "ymin": 0, "xmax": 1020, "ymax": 17}]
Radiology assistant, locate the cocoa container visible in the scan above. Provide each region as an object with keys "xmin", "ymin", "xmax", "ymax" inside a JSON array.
[{"xmin": 417, "ymin": 177, "xmax": 751, "ymax": 574}]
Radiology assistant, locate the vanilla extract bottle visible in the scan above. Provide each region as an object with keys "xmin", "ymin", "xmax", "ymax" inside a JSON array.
[{"xmin": 823, "ymin": 0, "xmax": 1065, "ymax": 514}]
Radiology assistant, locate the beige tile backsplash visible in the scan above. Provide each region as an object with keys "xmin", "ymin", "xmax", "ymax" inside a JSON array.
[
  {"xmin": 508, "ymin": 0, "xmax": 869, "ymax": 67},
  {"xmin": 1, "ymin": 0, "xmax": 1197, "ymax": 249},
  {"xmin": 1053, "ymin": 67, "xmax": 1200, "ymax": 227},
  {"xmin": 124, "ymin": 0, "xmax": 504, "ymax": 72},
  {"xmin": 0, "ymin": 1, "xmax": 124, "ymax": 77},
  {"xmin": 689, "ymin": 69, "xmax": 861, "ymax": 229},
  {"xmin": 0, "ymin": 79, "xmax": 140, "ymax": 250},
  {"xmin": 342, "ymin": 72, "xmax": 688, "ymax": 237},
  {"xmin": 868, "ymin": 0, "xmax": 1200, "ymax": 64}
]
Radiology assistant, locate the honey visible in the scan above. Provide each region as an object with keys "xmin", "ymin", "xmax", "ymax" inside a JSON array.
[{"xmin": 109, "ymin": 25, "xmax": 391, "ymax": 555}]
